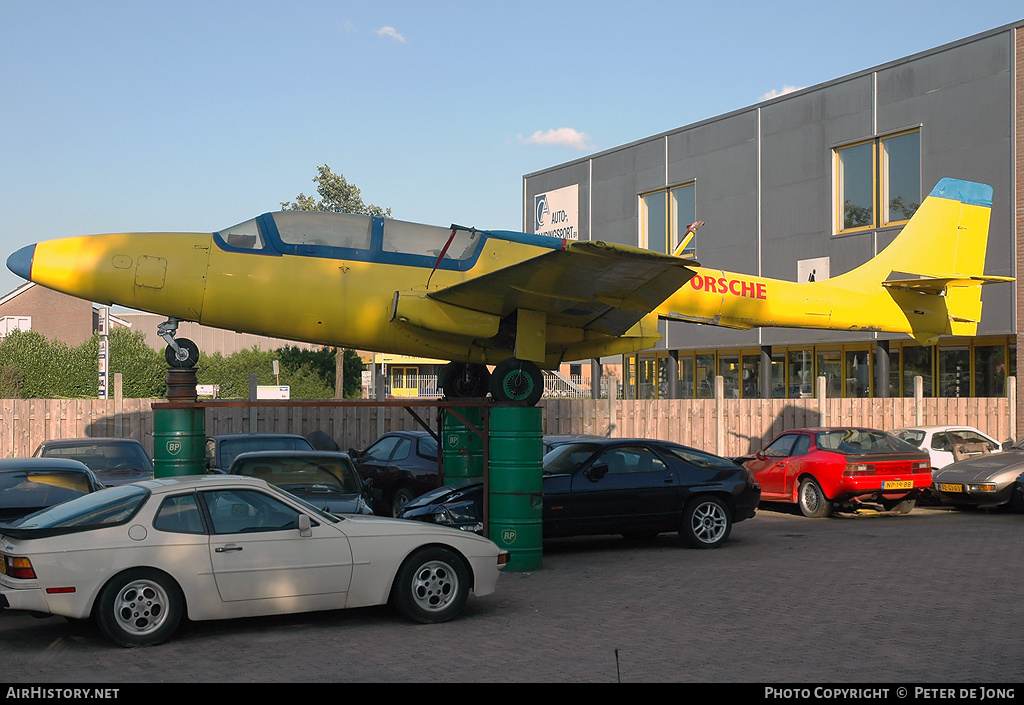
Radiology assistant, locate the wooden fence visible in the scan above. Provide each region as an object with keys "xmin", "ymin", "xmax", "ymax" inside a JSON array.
[{"xmin": 1, "ymin": 377, "xmax": 1015, "ymax": 460}]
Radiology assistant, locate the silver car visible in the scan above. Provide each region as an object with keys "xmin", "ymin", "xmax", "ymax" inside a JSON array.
[{"xmin": 930, "ymin": 439, "xmax": 1024, "ymax": 511}]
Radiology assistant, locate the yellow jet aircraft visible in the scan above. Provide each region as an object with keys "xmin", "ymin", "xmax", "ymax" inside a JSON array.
[{"xmin": 5, "ymin": 177, "xmax": 1010, "ymax": 405}]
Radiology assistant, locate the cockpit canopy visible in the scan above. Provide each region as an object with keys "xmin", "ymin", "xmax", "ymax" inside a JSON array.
[{"xmin": 214, "ymin": 212, "xmax": 484, "ymax": 271}]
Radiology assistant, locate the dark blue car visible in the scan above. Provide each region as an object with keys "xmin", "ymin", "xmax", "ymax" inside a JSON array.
[{"xmin": 400, "ymin": 438, "xmax": 761, "ymax": 549}]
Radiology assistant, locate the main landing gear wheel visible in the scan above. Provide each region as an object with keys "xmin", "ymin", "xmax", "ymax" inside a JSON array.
[
  {"xmin": 438, "ymin": 362, "xmax": 490, "ymax": 398},
  {"xmin": 489, "ymin": 358, "xmax": 543, "ymax": 406},
  {"xmin": 164, "ymin": 337, "xmax": 200, "ymax": 368}
]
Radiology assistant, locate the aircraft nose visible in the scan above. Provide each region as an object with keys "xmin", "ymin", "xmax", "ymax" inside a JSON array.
[{"xmin": 6, "ymin": 244, "xmax": 35, "ymax": 281}]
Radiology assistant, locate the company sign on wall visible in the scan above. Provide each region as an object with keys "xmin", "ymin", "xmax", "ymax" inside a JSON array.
[{"xmin": 534, "ymin": 185, "xmax": 579, "ymax": 240}]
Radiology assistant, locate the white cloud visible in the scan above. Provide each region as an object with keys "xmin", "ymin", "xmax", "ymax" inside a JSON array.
[
  {"xmin": 375, "ymin": 26, "xmax": 406, "ymax": 43},
  {"xmin": 759, "ymin": 84, "xmax": 803, "ymax": 101},
  {"xmin": 518, "ymin": 127, "xmax": 593, "ymax": 151}
]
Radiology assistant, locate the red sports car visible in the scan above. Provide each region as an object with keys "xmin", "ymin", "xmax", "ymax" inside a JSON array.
[{"xmin": 742, "ymin": 427, "xmax": 932, "ymax": 517}]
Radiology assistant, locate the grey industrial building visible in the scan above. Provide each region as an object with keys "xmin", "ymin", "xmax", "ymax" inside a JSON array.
[{"xmin": 524, "ymin": 19, "xmax": 1024, "ymax": 406}]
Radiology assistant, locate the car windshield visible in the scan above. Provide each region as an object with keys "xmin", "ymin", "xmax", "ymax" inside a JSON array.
[
  {"xmin": 816, "ymin": 429, "xmax": 921, "ymax": 455},
  {"xmin": 219, "ymin": 437, "xmax": 311, "ymax": 468},
  {"xmin": 38, "ymin": 442, "xmax": 152, "ymax": 473},
  {"xmin": 543, "ymin": 442, "xmax": 602, "ymax": 475},
  {"xmin": 892, "ymin": 430, "xmax": 925, "ymax": 447},
  {"xmin": 235, "ymin": 457, "xmax": 360, "ymax": 493},
  {"xmin": 2, "ymin": 484, "xmax": 148, "ymax": 533}
]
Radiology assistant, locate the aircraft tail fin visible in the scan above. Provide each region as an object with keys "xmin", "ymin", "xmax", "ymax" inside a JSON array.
[{"xmin": 831, "ymin": 178, "xmax": 1009, "ymax": 343}]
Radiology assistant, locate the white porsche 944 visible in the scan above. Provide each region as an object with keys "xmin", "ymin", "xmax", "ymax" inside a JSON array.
[{"xmin": 0, "ymin": 475, "xmax": 508, "ymax": 646}]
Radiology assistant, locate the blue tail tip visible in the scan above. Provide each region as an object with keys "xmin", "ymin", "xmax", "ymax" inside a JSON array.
[{"xmin": 930, "ymin": 178, "xmax": 993, "ymax": 208}]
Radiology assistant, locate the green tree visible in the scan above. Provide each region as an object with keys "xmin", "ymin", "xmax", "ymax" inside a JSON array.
[
  {"xmin": 105, "ymin": 328, "xmax": 166, "ymax": 398},
  {"xmin": 0, "ymin": 328, "xmax": 166, "ymax": 398},
  {"xmin": 281, "ymin": 164, "xmax": 392, "ymax": 217},
  {"xmin": 0, "ymin": 330, "xmax": 56, "ymax": 397}
]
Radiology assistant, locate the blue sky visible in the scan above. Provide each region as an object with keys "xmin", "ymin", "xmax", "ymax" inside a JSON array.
[{"xmin": 1, "ymin": 1, "xmax": 1022, "ymax": 296}]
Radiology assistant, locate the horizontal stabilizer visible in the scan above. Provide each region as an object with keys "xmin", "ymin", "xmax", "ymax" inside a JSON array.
[{"xmin": 881, "ymin": 275, "xmax": 1015, "ymax": 293}]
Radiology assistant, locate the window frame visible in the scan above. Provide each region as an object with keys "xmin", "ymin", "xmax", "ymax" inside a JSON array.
[
  {"xmin": 639, "ymin": 181, "xmax": 697, "ymax": 255},
  {"xmin": 834, "ymin": 128, "xmax": 921, "ymax": 235}
]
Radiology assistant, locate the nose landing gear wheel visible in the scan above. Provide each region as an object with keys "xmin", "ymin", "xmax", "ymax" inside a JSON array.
[
  {"xmin": 489, "ymin": 358, "xmax": 543, "ymax": 406},
  {"xmin": 164, "ymin": 337, "xmax": 200, "ymax": 368}
]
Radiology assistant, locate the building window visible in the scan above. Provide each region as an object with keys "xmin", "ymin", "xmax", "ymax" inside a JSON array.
[
  {"xmin": 973, "ymin": 344, "xmax": 1006, "ymax": 397},
  {"xmin": 720, "ymin": 353, "xmax": 740, "ymax": 398},
  {"xmin": 902, "ymin": 345, "xmax": 933, "ymax": 397},
  {"xmin": 695, "ymin": 353, "xmax": 715, "ymax": 398},
  {"xmin": 835, "ymin": 130, "xmax": 920, "ymax": 233},
  {"xmin": 788, "ymin": 349, "xmax": 814, "ymax": 398},
  {"xmin": 938, "ymin": 345, "xmax": 970, "ymax": 398},
  {"xmin": 837, "ymin": 141, "xmax": 875, "ymax": 230},
  {"xmin": 886, "ymin": 346, "xmax": 901, "ymax": 397},
  {"xmin": 679, "ymin": 355, "xmax": 694, "ymax": 398},
  {"xmin": 816, "ymin": 350, "xmax": 842, "ymax": 398},
  {"xmin": 845, "ymin": 348, "xmax": 871, "ymax": 397},
  {"xmin": 640, "ymin": 182, "xmax": 697, "ymax": 256}
]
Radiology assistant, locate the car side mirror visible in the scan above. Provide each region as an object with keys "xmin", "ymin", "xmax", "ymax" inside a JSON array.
[
  {"xmin": 1003, "ymin": 439, "xmax": 1015, "ymax": 450},
  {"xmin": 347, "ymin": 448, "xmax": 360, "ymax": 459},
  {"xmin": 297, "ymin": 514, "xmax": 312, "ymax": 538},
  {"xmin": 588, "ymin": 463, "xmax": 608, "ymax": 481}
]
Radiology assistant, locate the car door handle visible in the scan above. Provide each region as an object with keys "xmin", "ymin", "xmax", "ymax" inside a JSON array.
[{"xmin": 215, "ymin": 545, "xmax": 243, "ymax": 553}]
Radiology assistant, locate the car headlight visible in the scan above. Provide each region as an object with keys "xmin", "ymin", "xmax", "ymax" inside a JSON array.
[{"xmin": 429, "ymin": 508, "xmax": 455, "ymax": 525}]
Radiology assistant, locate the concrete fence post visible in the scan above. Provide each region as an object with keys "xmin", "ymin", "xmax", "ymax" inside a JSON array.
[
  {"xmin": 817, "ymin": 376, "xmax": 826, "ymax": 426},
  {"xmin": 914, "ymin": 375, "xmax": 924, "ymax": 425},
  {"xmin": 715, "ymin": 375, "xmax": 724, "ymax": 455}
]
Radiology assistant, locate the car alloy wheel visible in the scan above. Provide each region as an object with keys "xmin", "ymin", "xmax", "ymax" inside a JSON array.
[
  {"xmin": 680, "ymin": 496, "xmax": 732, "ymax": 549},
  {"xmin": 798, "ymin": 477, "xmax": 832, "ymax": 518},
  {"xmin": 391, "ymin": 486, "xmax": 416, "ymax": 517},
  {"xmin": 392, "ymin": 547, "xmax": 469, "ymax": 623},
  {"xmin": 95, "ymin": 569, "xmax": 183, "ymax": 647}
]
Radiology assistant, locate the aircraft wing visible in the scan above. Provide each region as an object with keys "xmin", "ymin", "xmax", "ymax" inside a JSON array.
[{"xmin": 427, "ymin": 240, "xmax": 699, "ymax": 337}]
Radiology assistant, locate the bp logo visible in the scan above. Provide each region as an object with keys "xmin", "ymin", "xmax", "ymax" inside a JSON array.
[
  {"xmin": 166, "ymin": 441, "xmax": 182, "ymax": 456},
  {"xmin": 447, "ymin": 434, "xmax": 460, "ymax": 448},
  {"xmin": 500, "ymin": 528, "xmax": 517, "ymax": 545}
]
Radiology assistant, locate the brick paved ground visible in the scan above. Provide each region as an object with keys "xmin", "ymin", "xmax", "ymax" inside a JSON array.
[{"xmin": 1, "ymin": 505, "xmax": 1022, "ymax": 683}]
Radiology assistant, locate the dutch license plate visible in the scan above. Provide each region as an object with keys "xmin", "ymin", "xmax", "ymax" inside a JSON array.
[
  {"xmin": 882, "ymin": 480, "xmax": 913, "ymax": 490},
  {"xmin": 938, "ymin": 483, "xmax": 964, "ymax": 493}
]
